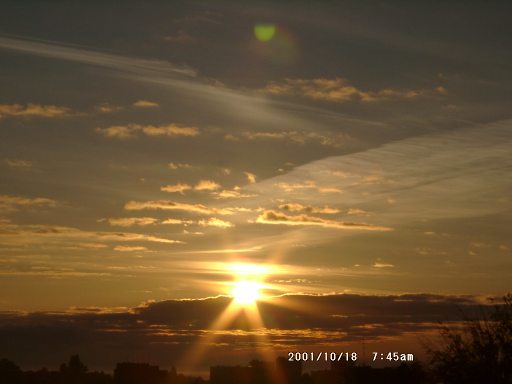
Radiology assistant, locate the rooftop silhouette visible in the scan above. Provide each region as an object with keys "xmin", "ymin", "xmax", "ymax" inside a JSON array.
[{"xmin": 0, "ymin": 355, "xmax": 429, "ymax": 384}]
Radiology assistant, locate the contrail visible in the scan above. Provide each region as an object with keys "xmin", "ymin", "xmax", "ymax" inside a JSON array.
[{"xmin": 0, "ymin": 36, "xmax": 196, "ymax": 77}]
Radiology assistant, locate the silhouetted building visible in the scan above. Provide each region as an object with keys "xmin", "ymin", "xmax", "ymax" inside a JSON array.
[
  {"xmin": 114, "ymin": 362, "xmax": 168, "ymax": 384},
  {"xmin": 275, "ymin": 357, "xmax": 302, "ymax": 384},
  {"xmin": 0, "ymin": 354, "xmax": 430, "ymax": 384},
  {"xmin": 211, "ymin": 358, "xmax": 302, "ymax": 384},
  {"xmin": 311, "ymin": 361, "xmax": 428, "ymax": 384},
  {"xmin": 210, "ymin": 365, "xmax": 253, "ymax": 384}
]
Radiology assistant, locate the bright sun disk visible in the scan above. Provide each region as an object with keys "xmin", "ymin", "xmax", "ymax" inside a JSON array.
[{"xmin": 231, "ymin": 280, "xmax": 261, "ymax": 305}]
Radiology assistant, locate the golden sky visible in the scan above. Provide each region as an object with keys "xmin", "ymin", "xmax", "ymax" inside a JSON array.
[{"xmin": 0, "ymin": 0, "xmax": 511, "ymax": 372}]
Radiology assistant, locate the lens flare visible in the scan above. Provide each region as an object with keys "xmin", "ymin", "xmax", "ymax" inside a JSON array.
[{"xmin": 254, "ymin": 24, "xmax": 276, "ymax": 42}]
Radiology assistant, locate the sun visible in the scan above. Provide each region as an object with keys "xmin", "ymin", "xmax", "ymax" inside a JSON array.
[{"xmin": 231, "ymin": 280, "xmax": 262, "ymax": 305}]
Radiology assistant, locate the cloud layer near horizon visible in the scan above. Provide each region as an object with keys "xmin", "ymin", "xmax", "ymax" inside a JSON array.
[{"xmin": 0, "ymin": 293, "xmax": 497, "ymax": 371}]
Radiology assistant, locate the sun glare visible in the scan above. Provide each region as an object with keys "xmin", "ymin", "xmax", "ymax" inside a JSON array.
[
  {"xmin": 227, "ymin": 263, "xmax": 269, "ymax": 305},
  {"xmin": 231, "ymin": 280, "xmax": 261, "ymax": 305}
]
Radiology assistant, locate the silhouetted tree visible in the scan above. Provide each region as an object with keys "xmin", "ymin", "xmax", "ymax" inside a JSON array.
[
  {"xmin": 60, "ymin": 354, "xmax": 88, "ymax": 383},
  {"xmin": 0, "ymin": 358, "xmax": 23, "ymax": 384},
  {"xmin": 427, "ymin": 294, "xmax": 512, "ymax": 383}
]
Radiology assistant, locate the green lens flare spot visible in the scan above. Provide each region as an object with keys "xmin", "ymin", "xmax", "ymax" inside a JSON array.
[{"xmin": 254, "ymin": 24, "xmax": 276, "ymax": 42}]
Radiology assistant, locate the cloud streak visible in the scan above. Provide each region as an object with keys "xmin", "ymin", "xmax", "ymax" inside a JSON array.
[
  {"xmin": 225, "ymin": 130, "xmax": 350, "ymax": 148},
  {"xmin": 0, "ymin": 36, "xmax": 195, "ymax": 78},
  {"xmin": 0, "ymin": 220, "xmax": 182, "ymax": 247},
  {"xmin": 255, "ymin": 210, "xmax": 391, "ymax": 231},
  {"xmin": 0, "ymin": 195, "xmax": 56, "ymax": 212},
  {"xmin": 96, "ymin": 124, "xmax": 199, "ymax": 139},
  {"xmin": 0, "ymin": 103, "xmax": 70, "ymax": 119},
  {"xmin": 124, "ymin": 200, "xmax": 235, "ymax": 215},
  {"xmin": 248, "ymin": 120, "xmax": 512, "ymax": 225},
  {"xmin": 263, "ymin": 77, "xmax": 446, "ymax": 103}
]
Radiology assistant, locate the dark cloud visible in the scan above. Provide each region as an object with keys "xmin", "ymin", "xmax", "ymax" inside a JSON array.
[{"xmin": 0, "ymin": 294, "xmax": 497, "ymax": 371}]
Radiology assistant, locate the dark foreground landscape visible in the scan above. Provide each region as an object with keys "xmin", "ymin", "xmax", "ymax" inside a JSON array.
[{"xmin": 0, "ymin": 355, "xmax": 430, "ymax": 384}]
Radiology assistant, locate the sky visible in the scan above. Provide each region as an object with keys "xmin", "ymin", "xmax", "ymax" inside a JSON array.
[{"xmin": 0, "ymin": 0, "xmax": 511, "ymax": 374}]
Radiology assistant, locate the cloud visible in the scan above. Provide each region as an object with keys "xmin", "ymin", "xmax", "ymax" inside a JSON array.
[
  {"xmin": 0, "ymin": 220, "xmax": 182, "ymax": 246},
  {"xmin": 251, "ymin": 120, "xmax": 512, "ymax": 228},
  {"xmin": 373, "ymin": 261, "xmax": 395, "ymax": 268},
  {"xmin": 168, "ymin": 162, "xmax": 192, "ymax": 170},
  {"xmin": 194, "ymin": 180, "xmax": 221, "ymax": 191},
  {"xmin": 212, "ymin": 187, "xmax": 255, "ymax": 199},
  {"xmin": 161, "ymin": 218, "xmax": 195, "ymax": 226},
  {"xmin": 0, "ymin": 195, "xmax": 56, "ymax": 212},
  {"xmin": 279, "ymin": 203, "xmax": 340, "ymax": 214},
  {"xmin": 163, "ymin": 30, "xmax": 196, "ymax": 44},
  {"xmin": 160, "ymin": 183, "xmax": 192, "ymax": 194},
  {"xmin": 227, "ymin": 130, "xmax": 350, "ymax": 148},
  {"xmin": 183, "ymin": 246, "xmax": 262, "ymax": 254},
  {"xmin": 318, "ymin": 187, "xmax": 343, "ymax": 194},
  {"xmin": 4, "ymin": 159, "xmax": 32, "ymax": 169},
  {"xmin": 198, "ymin": 217, "xmax": 234, "ymax": 229},
  {"xmin": 0, "ymin": 293, "xmax": 495, "ymax": 370},
  {"xmin": 95, "ymin": 103, "xmax": 123, "ymax": 113},
  {"xmin": 142, "ymin": 125, "xmax": 199, "ymax": 137},
  {"xmin": 255, "ymin": 210, "xmax": 391, "ymax": 231},
  {"xmin": 0, "ymin": 103, "xmax": 70, "ymax": 119},
  {"xmin": 96, "ymin": 124, "xmax": 199, "ymax": 139},
  {"xmin": 347, "ymin": 208, "xmax": 368, "ymax": 216},
  {"xmin": 0, "ymin": 36, "xmax": 195, "ymax": 78},
  {"xmin": 274, "ymin": 181, "xmax": 342, "ymax": 194},
  {"xmin": 244, "ymin": 172, "xmax": 257, "ymax": 184},
  {"xmin": 113, "ymin": 245, "xmax": 149, "ymax": 252},
  {"xmin": 105, "ymin": 217, "xmax": 158, "ymax": 227},
  {"xmin": 95, "ymin": 125, "xmax": 136, "ymax": 139},
  {"xmin": 275, "ymin": 180, "xmax": 317, "ymax": 192},
  {"xmin": 0, "ymin": 270, "xmax": 111, "ymax": 278},
  {"xmin": 183, "ymin": 230, "xmax": 204, "ymax": 235},
  {"xmin": 161, "ymin": 217, "xmax": 234, "ymax": 228},
  {"xmin": 263, "ymin": 77, "xmax": 446, "ymax": 103},
  {"xmin": 132, "ymin": 100, "xmax": 159, "ymax": 108},
  {"xmin": 124, "ymin": 200, "xmax": 234, "ymax": 215}
]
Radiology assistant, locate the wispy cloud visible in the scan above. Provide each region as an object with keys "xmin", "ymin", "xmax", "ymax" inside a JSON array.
[
  {"xmin": 0, "ymin": 220, "xmax": 183, "ymax": 247},
  {"xmin": 168, "ymin": 162, "xmax": 193, "ymax": 170},
  {"xmin": 212, "ymin": 188, "xmax": 255, "ymax": 199},
  {"xmin": 373, "ymin": 261, "xmax": 395, "ymax": 268},
  {"xmin": 132, "ymin": 100, "xmax": 159, "ymax": 108},
  {"xmin": 161, "ymin": 218, "xmax": 195, "ymax": 226},
  {"xmin": 198, "ymin": 217, "xmax": 234, "ymax": 229},
  {"xmin": 249, "ymin": 120, "xmax": 512, "ymax": 230},
  {"xmin": 163, "ymin": 30, "xmax": 196, "ymax": 44},
  {"xmin": 0, "ymin": 36, "xmax": 195, "ymax": 77},
  {"xmin": 244, "ymin": 172, "xmax": 257, "ymax": 184},
  {"xmin": 255, "ymin": 210, "xmax": 391, "ymax": 231},
  {"xmin": 0, "ymin": 195, "xmax": 56, "ymax": 212},
  {"xmin": 275, "ymin": 180, "xmax": 342, "ymax": 194},
  {"xmin": 160, "ymin": 217, "xmax": 234, "ymax": 228},
  {"xmin": 226, "ymin": 130, "xmax": 350, "ymax": 148},
  {"xmin": 161, "ymin": 183, "xmax": 192, "ymax": 194},
  {"xmin": 194, "ymin": 180, "xmax": 221, "ymax": 191},
  {"xmin": 96, "ymin": 124, "xmax": 199, "ymax": 139},
  {"xmin": 124, "ymin": 200, "xmax": 234, "ymax": 215},
  {"xmin": 4, "ymin": 159, "xmax": 33, "ymax": 169},
  {"xmin": 263, "ymin": 77, "xmax": 446, "ymax": 103},
  {"xmin": 113, "ymin": 245, "xmax": 149, "ymax": 252},
  {"xmin": 104, "ymin": 217, "xmax": 158, "ymax": 227},
  {"xmin": 0, "ymin": 103, "xmax": 70, "ymax": 119},
  {"xmin": 279, "ymin": 203, "xmax": 340, "ymax": 214},
  {"xmin": 182, "ymin": 246, "xmax": 262, "ymax": 254},
  {"xmin": 95, "ymin": 103, "xmax": 123, "ymax": 113}
]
